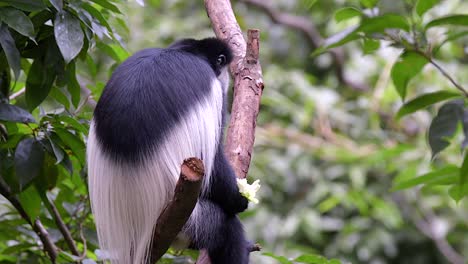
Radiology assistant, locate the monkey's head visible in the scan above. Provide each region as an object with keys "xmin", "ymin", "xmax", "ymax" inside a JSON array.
[{"xmin": 169, "ymin": 38, "xmax": 233, "ymax": 92}]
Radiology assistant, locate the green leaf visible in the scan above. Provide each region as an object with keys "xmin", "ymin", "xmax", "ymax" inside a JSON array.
[
  {"xmin": 334, "ymin": 7, "xmax": 361, "ymax": 23},
  {"xmin": 263, "ymin": 253, "xmax": 292, "ymax": 264},
  {"xmin": 89, "ymin": 0, "xmax": 121, "ymax": 14},
  {"xmin": 426, "ymin": 15, "xmax": 468, "ymax": 29},
  {"xmin": 0, "ymin": 7, "xmax": 35, "ymax": 40},
  {"xmin": 65, "ymin": 62, "xmax": 81, "ymax": 108},
  {"xmin": 0, "ymin": 103, "xmax": 35, "ymax": 123},
  {"xmin": 25, "ymin": 57, "xmax": 56, "ymax": 110},
  {"xmin": 34, "ymin": 153, "xmax": 59, "ymax": 192},
  {"xmin": 0, "ymin": 23, "xmax": 20, "ymax": 80},
  {"xmin": 15, "ymin": 137, "xmax": 45, "ymax": 190},
  {"xmin": 80, "ymin": 3, "xmax": 113, "ymax": 34},
  {"xmin": 391, "ymin": 51, "xmax": 428, "ymax": 100},
  {"xmin": 360, "ymin": 0, "xmax": 378, "ymax": 8},
  {"xmin": 449, "ymin": 184, "xmax": 468, "ymax": 202},
  {"xmin": 18, "ymin": 185, "xmax": 41, "ymax": 221},
  {"xmin": 462, "ymin": 108, "xmax": 468, "ymax": 149},
  {"xmin": 395, "ymin": 90, "xmax": 460, "ymax": 119},
  {"xmin": 295, "ymin": 254, "xmax": 329, "ymax": 263},
  {"xmin": 362, "ymin": 38, "xmax": 380, "ymax": 54},
  {"xmin": 54, "ymin": 11, "xmax": 84, "ymax": 63},
  {"xmin": 49, "ymin": 0, "xmax": 63, "ymax": 11},
  {"xmin": 97, "ymin": 42, "xmax": 129, "ymax": 62},
  {"xmin": 58, "ymin": 115, "xmax": 88, "ymax": 134},
  {"xmin": 54, "ymin": 128, "xmax": 85, "ymax": 164},
  {"xmin": 416, "ymin": 0, "xmax": 439, "ymax": 16},
  {"xmin": 47, "ymin": 135, "xmax": 64, "ymax": 164},
  {"xmin": 0, "ymin": 0, "xmax": 47, "ymax": 11},
  {"xmin": 392, "ymin": 165, "xmax": 459, "ymax": 190},
  {"xmin": 318, "ymin": 14, "xmax": 409, "ymax": 54},
  {"xmin": 428, "ymin": 100, "xmax": 464, "ymax": 157},
  {"xmin": 456, "ymin": 153, "xmax": 468, "ymax": 201}
]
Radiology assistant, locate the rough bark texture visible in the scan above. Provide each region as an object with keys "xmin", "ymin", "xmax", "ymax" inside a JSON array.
[
  {"xmin": 148, "ymin": 158, "xmax": 205, "ymax": 263},
  {"xmin": 205, "ymin": 0, "xmax": 264, "ymax": 180},
  {"xmin": 199, "ymin": 1, "xmax": 265, "ymax": 263}
]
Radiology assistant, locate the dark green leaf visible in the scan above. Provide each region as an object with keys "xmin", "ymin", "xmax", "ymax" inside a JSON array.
[
  {"xmin": 362, "ymin": 38, "xmax": 380, "ymax": 54},
  {"xmin": 54, "ymin": 128, "xmax": 85, "ymax": 164},
  {"xmin": 90, "ymin": 0, "xmax": 121, "ymax": 14},
  {"xmin": 49, "ymin": 0, "xmax": 63, "ymax": 11},
  {"xmin": 391, "ymin": 51, "xmax": 428, "ymax": 100},
  {"xmin": 0, "ymin": 7, "xmax": 35, "ymax": 40},
  {"xmin": 0, "ymin": 103, "xmax": 35, "ymax": 123},
  {"xmin": 334, "ymin": 7, "xmax": 361, "ymax": 23},
  {"xmin": 54, "ymin": 11, "xmax": 84, "ymax": 63},
  {"xmin": 0, "ymin": 23, "xmax": 20, "ymax": 80},
  {"xmin": 360, "ymin": 0, "xmax": 378, "ymax": 8},
  {"xmin": 65, "ymin": 62, "xmax": 80, "ymax": 107},
  {"xmin": 79, "ymin": 3, "xmax": 113, "ymax": 35},
  {"xmin": 392, "ymin": 165, "xmax": 459, "ymax": 190},
  {"xmin": 428, "ymin": 100, "xmax": 464, "ymax": 157},
  {"xmin": 18, "ymin": 185, "xmax": 41, "ymax": 221},
  {"xmin": 396, "ymin": 90, "xmax": 460, "ymax": 119},
  {"xmin": 416, "ymin": 0, "xmax": 439, "ymax": 16},
  {"xmin": 47, "ymin": 136, "xmax": 64, "ymax": 164},
  {"xmin": 426, "ymin": 15, "xmax": 468, "ymax": 29},
  {"xmin": 15, "ymin": 137, "xmax": 45, "ymax": 190},
  {"xmin": 34, "ymin": 153, "xmax": 59, "ymax": 192},
  {"xmin": 0, "ymin": 0, "xmax": 47, "ymax": 11},
  {"xmin": 0, "ymin": 68, "xmax": 10, "ymax": 98},
  {"xmin": 25, "ymin": 57, "xmax": 56, "ymax": 110}
]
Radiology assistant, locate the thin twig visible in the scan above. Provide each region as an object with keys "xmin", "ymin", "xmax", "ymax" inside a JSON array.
[
  {"xmin": 45, "ymin": 196, "xmax": 80, "ymax": 256},
  {"xmin": 427, "ymin": 58, "xmax": 468, "ymax": 97},
  {"xmin": 8, "ymin": 87, "xmax": 25, "ymax": 100}
]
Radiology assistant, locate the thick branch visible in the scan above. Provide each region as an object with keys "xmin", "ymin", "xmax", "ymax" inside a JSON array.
[
  {"xmin": 0, "ymin": 177, "xmax": 57, "ymax": 262},
  {"xmin": 148, "ymin": 158, "xmax": 204, "ymax": 263},
  {"xmin": 240, "ymin": 0, "xmax": 368, "ymax": 91}
]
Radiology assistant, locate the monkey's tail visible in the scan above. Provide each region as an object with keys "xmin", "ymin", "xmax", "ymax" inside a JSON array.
[{"xmin": 87, "ymin": 124, "xmax": 178, "ymax": 264}]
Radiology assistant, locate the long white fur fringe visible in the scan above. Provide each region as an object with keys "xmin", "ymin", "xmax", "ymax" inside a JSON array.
[{"xmin": 87, "ymin": 80, "xmax": 223, "ymax": 264}]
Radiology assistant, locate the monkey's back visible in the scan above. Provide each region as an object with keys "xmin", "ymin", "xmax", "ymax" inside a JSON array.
[{"xmin": 93, "ymin": 48, "xmax": 217, "ymax": 163}]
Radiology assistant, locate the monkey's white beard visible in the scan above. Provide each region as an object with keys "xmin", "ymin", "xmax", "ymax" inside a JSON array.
[{"xmin": 87, "ymin": 79, "xmax": 223, "ymax": 264}]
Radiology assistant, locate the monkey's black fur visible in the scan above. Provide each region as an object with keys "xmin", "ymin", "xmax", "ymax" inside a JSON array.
[{"xmin": 91, "ymin": 38, "xmax": 250, "ymax": 263}]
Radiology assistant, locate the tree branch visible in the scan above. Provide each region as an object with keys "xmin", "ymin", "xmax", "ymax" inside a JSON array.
[
  {"xmin": 239, "ymin": 0, "xmax": 369, "ymax": 91},
  {"xmin": 148, "ymin": 158, "xmax": 205, "ymax": 263},
  {"xmin": 0, "ymin": 177, "xmax": 58, "ymax": 262},
  {"xmin": 44, "ymin": 197, "xmax": 80, "ymax": 256}
]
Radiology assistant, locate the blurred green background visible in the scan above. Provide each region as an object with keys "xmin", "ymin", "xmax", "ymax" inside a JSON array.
[{"xmin": 0, "ymin": 0, "xmax": 467, "ymax": 263}]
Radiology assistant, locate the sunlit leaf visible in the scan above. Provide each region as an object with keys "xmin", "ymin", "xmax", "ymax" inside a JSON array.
[
  {"xmin": 360, "ymin": 0, "xmax": 377, "ymax": 8},
  {"xmin": 396, "ymin": 90, "xmax": 460, "ymax": 119},
  {"xmin": 362, "ymin": 38, "xmax": 380, "ymax": 54},
  {"xmin": 392, "ymin": 165, "xmax": 459, "ymax": 190},
  {"xmin": 89, "ymin": 0, "xmax": 121, "ymax": 13},
  {"xmin": 263, "ymin": 252, "xmax": 292, "ymax": 264},
  {"xmin": 415, "ymin": 0, "xmax": 439, "ymax": 17},
  {"xmin": 426, "ymin": 15, "xmax": 468, "ymax": 29},
  {"xmin": 391, "ymin": 51, "xmax": 428, "ymax": 100},
  {"xmin": 17, "ymin": 185, "xmax": 41, "ymax": 221},
  {"xmin": 334, "ymin": 7, "xmax": 361, "ymax": 23},
  {"xmin": 54, "ymin": 11, "xmax": 84, "ymax": 63}
]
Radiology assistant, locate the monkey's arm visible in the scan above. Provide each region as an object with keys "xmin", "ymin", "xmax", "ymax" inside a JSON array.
[{"xmin": 207, "ymin": 145, "xmax": 249, "ymax": 215}]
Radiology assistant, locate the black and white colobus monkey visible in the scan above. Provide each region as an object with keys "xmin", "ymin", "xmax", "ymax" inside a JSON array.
[{"xmin": 87, "ymin": 38, "xmax": 251, "ymax": 264}]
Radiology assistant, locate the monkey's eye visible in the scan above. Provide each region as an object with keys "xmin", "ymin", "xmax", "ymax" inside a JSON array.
[{"xmin": 217, "ymin": 54, "xmax": 226, "ymax": 66}]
